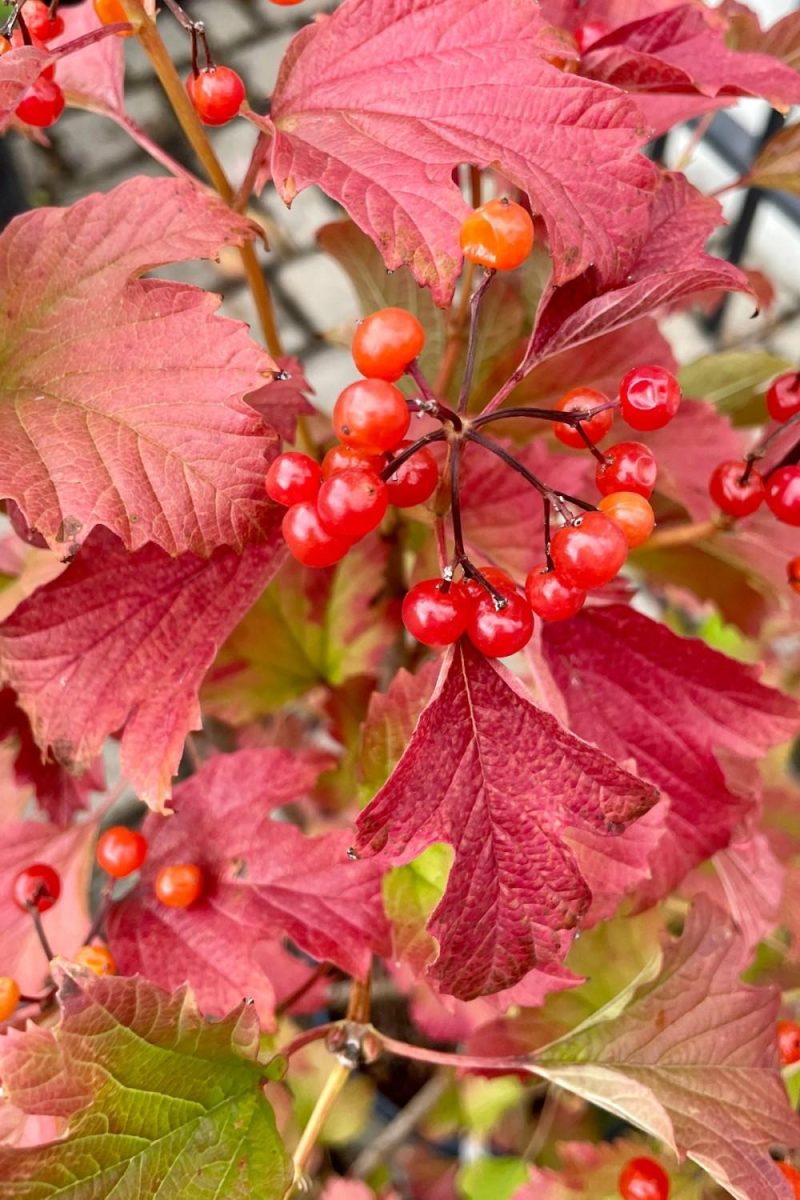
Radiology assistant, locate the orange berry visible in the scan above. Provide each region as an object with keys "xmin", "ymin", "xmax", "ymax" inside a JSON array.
[
  {"xmin": 788, "ymin": 556, "xmax": 800, "ymax": 595},
  {"xmin": 598, "ymin": 491, "xmax": 655, "ymax": 548},
  {"xmin": 460, "ymin": 198, "xmax": 534, "ymax": 271},
  {"xmin": 0, "ymin": 977, "xmax": 21, "ymax": 1021},
  {"xmin": 155, "ymin": 863, "xmax": 204, "ymax": 908},
  {"xmin": 74, "ymin": 943, "xmax": 116, "ymax": 976}
]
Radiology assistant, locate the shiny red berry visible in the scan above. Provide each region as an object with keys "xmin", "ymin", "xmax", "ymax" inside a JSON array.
[
  {"xmin": 282, "ymin": 502, "xmax": 351, "ymax": 568},
  {"xmin": 317, "ymin": 468, "xmax": 388, "ymax": 540},
  {"xmin": 460, "ymin": 198, "xmax": 534, "ymax": 271},
  {"xmin": 21, "ymin": 1, "xmax": 64, "ymax": 41},
  {"xmin": 554, "ymin": 388, "xmax": 613, "ymax": 448},
  {"xmin": 766, "ymin": 372, "xmax": 800, "ymax": 423},
  {"xmin": 15, "ymin": 77, "xmax": 64, "ymax": 127},
  {"xmin": 352, "ymin": 308, "xmax": 425, "ymax": 382},
  {"xmin": 95, "ymin": 826, "xmax": 148, "ymax": 879},
  {"xmin": 265, "ymin": 452, "xmax": 322, "ymax": 507},
  {"xmin": 596, "ymin": 441, "xmax": 657, "ymax": 498},
  {"xmin": 467, "ymin": 589, "xmax": 534, "ymax": 657},
  {"xmin": 525, "ymin": 565, "xmax": 586, "ymax": 621},
  {"xmin": 155, "ymin": 864, "xmax": 203, "ymax": 908},
  {"xmin": 333, "ymin": 380, "xmax": 410, "ymax": 453},
  {"xmin": 766, "ymin": 466, "xmax": 800, "ymax": 526},
  {"xmin": 402, "ymin": 579, "xmax": 471, "ymax": 647},
  {"xmin": 575, "ymin": 19, "xmax": 610, "ymax": 52},
  {"xmin": 385, "ymin": 443, "xmax": 439, "ymax": 507},
  {"xmin": 778, "ymin": 1020, "xmax": 800, "ymax": 1067},
  {"xmin": 619, "ymin": 1156, "xmax": 669, "ymax": 1200},
  {"xmin": 321, "ymin": 445, "xmax": 386, "ymax": 478},
  {"xmin": 551, "ymin": 511, "xmax": 628, "ymax": 590},
  {"xmin": 619, "ymin": 365, "xmax": 681, "ymax": 431},
  {"xmin": 709, "ymin": 461, "xmax": 765, "ymax": 518},
  {"xmin": 598, "ymin": 491, "xmax": 655, "ymax": 548},
  {"xmin": 187, "ymin": 66, "xmax": 246, "ymax": 126},
  {"xmin": 12, "ymin": 863, "xmax": 61, "ymax": 913},
  {"xmin": 460, "ymin": 567, "xmax": 516, "ymax": 606}
]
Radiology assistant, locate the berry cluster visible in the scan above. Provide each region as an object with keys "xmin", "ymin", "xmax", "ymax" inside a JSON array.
[
  {"xmin": 0, "ymin": 831, "xmax": 203, "ymax": 1025},
  {"xmin": 269, "ymin": 200, "xmax": 678, "ymax": 658},
  {"xmin": 708, "ymin": 371, "xmax": 800, "ymax": 592}
]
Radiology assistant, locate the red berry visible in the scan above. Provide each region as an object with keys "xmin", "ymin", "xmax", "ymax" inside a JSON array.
[
  {"xmin": 619, "ymin": 365, "xmax": 681, "ymax": 431},
  {"xmin": 575, "ymin": 19, "xmax": 610, "ymax": 52},
  {"xmin": 778, "ymin": 1020, "xmax": 800, "ymax": 1067},
  {"xmin": 15, "ymin": 77, "xmax": 64, "ymax": 127},
  {"xmin": 155, "ymin": 863, "xmax": 203, "ymax": 908},
  {"xmin": 402, "ymin": 579, "xmax": 471, "ymax": 648},
  {"xmin": 460, "ymin": 198, "xmax": 534, "ymax": 271},
  {"xmin": 386, "ymin": 443, "xmax": 439, "ymax": 507},
  {"xmin": 554, "ymin": 388, "xmax": 613, "ymax": 449},
  {"xmin": 551, "ymin": 512, "xmax": 628, "ymax": 590},
  {"xmin": 265, "ymin": 452, "xmax": 322, "ymax": 507},
  {"xmin": 618, "ymin": 1157, "xmax": 669, "ymax": 1200},
  {"xmin": 779, "ymin": 1163, "xmax": 800, "ymax": 1200},
  {"xmin": 766, "ymin": 372, "xmax": 800, "ymax": 423},
  {"xmin": 322, "ymin": 445, "xmax": 386, "ymax": 478},
  {"xmin": 0, "ymin": 977, "xmax": 21, "ymax": 1022},
  {"xmin": 12, "ymin": 863, "xmax": 61, "ymax": 913},
  {"xmin": 282, "ymin": 502, "xmax": 351, "ymax": 568},
  {"xmin": 95, "ymin": 826, "xmax": 148, "ymax": 879},
  {"xmin": 317, "ymin": 468, "xmax": 388, "ymax": 541},
  {"xmin": 352, "ymin": 308, "xmax": 425, "ymax": 382},
  {"xmin": 709, "ymin": 461, "xmax": 765, "ymax": 518},
  {"xmin": 333, "ymin": 380, "xmax": 410, "ymax": 453},
  {"xmin": 187, "ymin": 66, "xmax": 246, "ymax": 126},
  {"xmin": 788, "ymin": 556, "xmax": 800, "ymax": 594},
  {"xmin": 766, "ymin": 466, "xmax": 800, "ymax": 526},
  {"xmin": 467, "ymin": 589, "xmax": 534, "ymax": 658},
  {"xmin": 598, "ymin": 491, "xmax": 655, "ymax": 548},
  {"xmin": 460, "ymin": 567, "xmax": 516, "ymax": 606},
  {"xmin": 596, "ymin": 441, "xmax": 657, "ymax": 498},
  {"xmin": 525, "ymin": 565, "xmax": 585, "ymax": 621},
  {"xmin": 93, "ymin": 0, "xmax": 134, "ymax": 33},
  {"xmin": 21, "ymin": 1, "xmax": 64, "ymax": 41}
]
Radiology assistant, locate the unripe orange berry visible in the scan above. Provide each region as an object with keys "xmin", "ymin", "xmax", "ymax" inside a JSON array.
[
  {"xmin": 0, "ymin": 976, "xmax": 21, "ymax": 1021},
  {"xmin": 598, "ymin": 491, "xmax": 655, "ymax": 548},
  {"xmin": 460, "ymin": 198, "xmax": 534, "ymax": 271},
  {"xmin": 74, "ymin": 943, "xmax": 116, "ymax": 977}
]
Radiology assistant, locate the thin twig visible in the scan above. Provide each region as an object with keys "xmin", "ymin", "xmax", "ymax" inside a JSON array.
[
  {"xmin": 27, "ymin": 904, "xmax": 55, "ymax": 964},
  {"xmin": 83, "ymin": 879, "xmax": 115, "ymax": 946},
  {"xmin": 350, "ymin": 1071, "xmax": 453, "ymax": 1179},
  {"xmin": 457, "ymin": 270, "xmax": 495, "ymax": 414}
]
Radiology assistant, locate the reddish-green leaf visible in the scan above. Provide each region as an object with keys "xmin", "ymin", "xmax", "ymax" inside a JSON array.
[{"xmin": 0, "ymin": 177, "xmax": 277, "ymax": 556}]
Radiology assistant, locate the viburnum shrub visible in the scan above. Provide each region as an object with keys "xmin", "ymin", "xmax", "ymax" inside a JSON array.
[{"xmin": 2, "ymin": 0, "xmax": 800, "ymax": 1196}]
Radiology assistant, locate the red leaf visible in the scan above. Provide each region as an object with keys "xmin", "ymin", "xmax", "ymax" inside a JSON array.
[
  {"xmin": 542, "ymin": 606, "xmax": 799, "ymax": 903},
  {"xmin": 53, "ymin": 0, "xmax": 124, "ymax": 113},
  {"xmin": 0, "ymin": 177, "xmax": 277, "ymax": 556},
  {"xmin": 531, "ymin": 174, "xmax": 749, "ymax": 361},
  {"xmin": 0, "ymin": 46, "xmax": 52, "ymax": 132},
  {"xmin": 355, "ymin": 641, "xmax": 657, "ymax": 1000},
  {"xmin": 0, "ymin": 527, "xmax": 285, "ymax": 811},
  {"xmin": 583, "ymin": 5, "xmax": 800, "ymax": 113},
  {"xmin": 0, "ymin": 816, "xmax": 97, "ymax": 993},
  {"xmin": 263, "ymin": 0, "xmax": 656, "ymax": 303},
  {"xmin": 644, "ymin": 399, "xmax": 746, "ymax": 520},
  {"xmin": 108, "ymin": 750, "xmax": 389, "ymax": 1025},
  {"xmin": 0, "ymin": 688, "xmax": 103, "ymax": 826},
  {"xmin": 245, "ymin": 355, "xmax": 315, "ymax": 444}
]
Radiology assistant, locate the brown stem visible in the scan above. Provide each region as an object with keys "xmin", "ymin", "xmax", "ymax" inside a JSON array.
[
  {"xmin": 457, "ymin": 269, "xmax": 495, "ymax": 414},
  {"xmin": 121, "ymin": 0, "xmax": 283, "ymax": 358},
  {"xmin": 350, "ymin": 1071, "xmax": 453, "ymax": 1179},
  {"xmin": 641, "ymin": 519, "xmax": 720, "ymax": 551},
  {"xmin": 379, "ymin": 430, "xmax": 446, "ymax": 481},
  {"xmin": 83, "ymin": 879, "xmax": 114, "ymax": 946},
  {"xmin": 376, "ymin": 1029, "xmax": 534, "ymax": 1075},
  {"xmin": 233, "ymin": 129, "xmax": 273, "ymax": 213},
  {"xmin": 27, "ymin": 903, "xmax": 55, "ymax": 963}
]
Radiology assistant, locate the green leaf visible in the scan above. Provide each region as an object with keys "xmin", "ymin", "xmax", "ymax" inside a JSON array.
[
  {"xmin": 746, "ymin": 124, "xmax": 800, "ymax": 195},
  {"xmin": 317, "ymin": 219, "xmax": 447, "ymax": 383},
  {"xmin": 679, "ymin": 351, "xmax": 791, "ymax": 425},
  {"xmin": 202, "ymin": 536, "xmax": 399, "ymax": 723},
  {"xmin": 0, "ymin": 964, "xmax": 292, "ymax": 1200},
  {"xmin": 383, "ymin": 843, "xmax": 453, "ymax": 972},
  {"xmin": 458, "ymin": 1156, "xmax": 528, "ymax": 1200}
]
